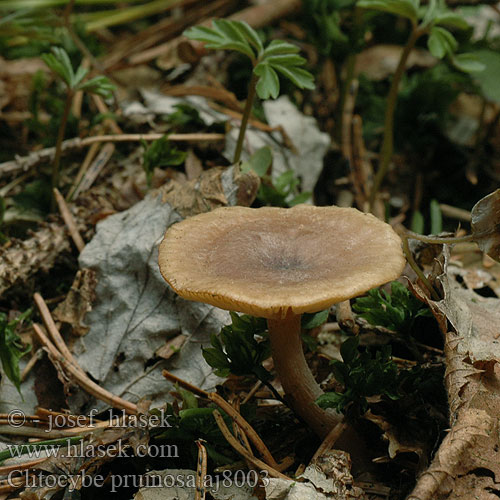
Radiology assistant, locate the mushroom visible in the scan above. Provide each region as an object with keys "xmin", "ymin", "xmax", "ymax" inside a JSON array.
[{"xmin": 158, "ymin": 205, "xmax": 405, "ymax": 438}]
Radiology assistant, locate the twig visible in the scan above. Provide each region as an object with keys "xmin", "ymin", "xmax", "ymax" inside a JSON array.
[
  {"xmin": 0, "ymin": 133, "xmax": 225, "ymax": 177},
  {"xmin": 310, "ymin": 420, "xmax": 348, "ymax": 463},
  {"xmin": 336, "ymin": 301, "xmax": 359, "ymax": 334},
  {"xmin": 195, "ymin": 440, "xmax": 208, "ymax": 500},
  {"xmin": 402, "ymin": 236, "xmax": 440, "ymax": 301},
  {"xmin": 70, "ymin": 142, "xmax": 115, "ymax": 200},
  {"xmin": 162, "ymin": 369, "xmax": 209, "ymax": 398},
  {"xmin": 439, "ymin": 204, "xmax": 471, "ymax": 223},
  {"xmin": 21, "ymin": 348, "xmax": 43, "ymax": 382},
  {"xmin": 33, "ymin": 293, "xmax": 86, "ymax": 377},
  {"xmin": 212, "ymin": 410, "xmax": 290, "ymax": 480},
  {"xmin": 208, "ymin": 392, "xmax": 279, "ymax": 469},
  {"xmin": 0, "ymin": 458, "xmax": 47, "ymax": 475},
  {"xmin": 241, "ymin": 380, "xmax": 262, "ymax": 405},
  {"xmin": 33, "ymin": 323, "xmax": 138, "ymax": 414},
  {"xmin": 53, "ymin": 188, "xmax": 85, "ymax": 252}
]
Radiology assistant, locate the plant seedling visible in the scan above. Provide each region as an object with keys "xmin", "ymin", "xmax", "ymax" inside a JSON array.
[
  {"xmin": 357, "ymin": 0, "xmax": 483, "ymax": 208},
  {"xmin": 184, "ymin": 19, "xmax": 315, "ymax": 164},
  {"xmin": 317, "ymin": 335, "xmax": 399, "ymax": 414},
  {"xmin": 141, "ymin": 135, "xmax": 187, "ymax": 189},
  {"xmin": 240, "ymin": 146, "xmax": 311, "ymax": 207},
  {"xmin": 41, "ymin": 47, "xmax": 114, "ymax": 208}
]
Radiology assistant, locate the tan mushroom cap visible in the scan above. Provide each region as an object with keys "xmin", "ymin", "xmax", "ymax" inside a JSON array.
[{"xmin": 158, "ymin": 205, "xmax": 406, "ymax": 319}]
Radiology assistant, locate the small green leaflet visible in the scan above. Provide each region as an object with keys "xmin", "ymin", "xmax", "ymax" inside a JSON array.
[
  {"xmin": 42, "ymin": 47, "xmax": 114, "ymax": 97},
  {"xmin": 184, "ymin": 19, "xmax": 315, "ymax": 100}
]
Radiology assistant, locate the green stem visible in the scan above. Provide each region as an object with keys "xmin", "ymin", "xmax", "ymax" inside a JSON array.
[
  {"xmin": 51, "ymin": 89, "xmax": 74, "ymax": 211},
  {"xmin": 405, "ymin": 230, "xmax": 475, "ymax": 245},
  {"xmin": 0, "ymin": 435, "xmax": 83, "ymax": 463},
  {"xmin": 233, "ymin": 72, "xmax": 258, "ymax": 165},
  {"xmin": 369, "ymin": 27, "xmax": 421, "ymax": 210}
]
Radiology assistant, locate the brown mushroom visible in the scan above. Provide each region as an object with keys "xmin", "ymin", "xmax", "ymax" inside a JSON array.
[{"xmin": 158, "ymin": 205, "xmax": 405, "ymax": 437}]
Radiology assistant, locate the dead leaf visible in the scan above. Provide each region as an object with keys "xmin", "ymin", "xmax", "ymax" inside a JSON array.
[
  {"xmin": 471, "ymin": 189, "xmax": 500, "ymax": 261},
  {"xmin": 53, "ymin": 269, "xmax": 97, "ymax": 337}
]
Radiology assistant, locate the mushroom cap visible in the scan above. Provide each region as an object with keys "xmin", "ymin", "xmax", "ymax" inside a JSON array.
[{"xmin": 158, "ymin": 205, "xmax": 405, "ymax": 319}]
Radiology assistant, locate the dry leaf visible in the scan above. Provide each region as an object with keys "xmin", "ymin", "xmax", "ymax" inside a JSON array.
[{"xmin": 471, "ymin": 189, "xmax": 500, "ymax": 261}]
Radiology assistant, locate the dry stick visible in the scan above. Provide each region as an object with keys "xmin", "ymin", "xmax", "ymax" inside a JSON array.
[
  {"xmin": 208, "ymin": 392, "xmax": 279, "ymax": 470},
  {"xmin": 67, "ymin": 141, "xmax": 100, "ymax": 201},
  {"xmin": 231, "ymin": 397, "xmax": 255, "ymax": 471},
  {"xmin": 195, "ymin": 440, "xmax": 208, "ymax": 500},
  {"xmin": 212, "ymin": 410, "xmax": 290, "ymax": 481},
  {"xmin": 0, "ymin": 133, "xmax": 226, "ymax": 177},
  {"xmin": 33, "ymin": 293, "xmax": 86, "ymax": 377},
  {"xmin": 53, "ymin": 188, "xmax": 85, "ymax": 252},
  {"xmin": 71, "ymin": 142, "xmax": 115, "ymax": 200},
  {"xmin": 162, "ymin": 369, "xmax": 209, "ymax": 398},
  {"xmin": 310, "ymin": 420, "xmax": 348, "ymax": 464},
  {"xmin": 0, "ymin": 458, "xmax": 47, "ymax": 475},
  {"xmin": 336, "ymin": 300, "xmax": 359, "ymax": 334},
  {"xmin": 439, "ymin": 203, "xmax": 471, "ymax": 223},
  {"xmin": 33, "ymin": 323, "xmax": 138, "ymax": 414},
  {"xmin": 21, "ymin": 349, "xmax": 43, "ymax": 382},
  {"xmin": 241, "ymin": 380, "xmax": 262, "ymax": 405}
]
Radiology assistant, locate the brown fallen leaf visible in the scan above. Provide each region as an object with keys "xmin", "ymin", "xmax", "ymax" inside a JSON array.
[{"xmin": 471, "ymin": 188, "xmax": 500, "ymax": 261}]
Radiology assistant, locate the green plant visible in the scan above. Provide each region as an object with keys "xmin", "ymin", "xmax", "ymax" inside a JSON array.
[
  {"xmin": 240, "ymin": 146, "xmax": 311, "ymax": 206},
  {"xmin": 141, "ymin": 135, "xmax": 187, "ymax": 189},
  {"xmin": 358, "ymin": 0, "xmax": 482, "ymax": 208},
  {"xmin": 0, "ymin": 309, "xmax": 32, "ymax": 394},
  {"xmin": 203, "ymin": 312, "xmax": 271, "ymax": 384},
  {"xmin": 41, "ymin": 46, "xmax": 114, "ymax": 208},
  {"xmin": 184, "ymin": 19, "xmax": 315, "ymax": 164},
  {"xmin": 353, "ymin": 281, "xmax": 432, "ymax": 335},
  {"xmin": 317, "ymin": 335, "xmax": 399, "ymax": 414}
]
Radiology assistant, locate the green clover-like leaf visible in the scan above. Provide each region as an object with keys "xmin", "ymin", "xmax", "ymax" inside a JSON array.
[
  {"xmin": 427, "ymin": 26, "xmax": 457, "ymax": 58},
  {"xmin": 358, "ymin": 0, "xmax": 419, "ymax": 23},
  {"xmin": 254, "ymin": 63, "xmax": 280, "ymax": 99}
]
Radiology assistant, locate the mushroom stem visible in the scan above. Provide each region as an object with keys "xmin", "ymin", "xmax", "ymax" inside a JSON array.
[{"xmin": 267, "ymin": 313, "xmax": 341, "ymax": 438}]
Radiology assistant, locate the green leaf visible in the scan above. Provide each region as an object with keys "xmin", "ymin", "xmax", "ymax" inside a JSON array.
[
  {"xmin": 41, "ymin": 48, "xmax": 73, "ymax": 88},
  {"xmin": 272, "ymin": 65, "xmax": 315, "ymax": 90},
  {"xmin": 78, "ymin": 75, "xmax": 115, "ymax": 98},
  {"xmin": 427, "ymin": 26, "xmax": 457, "ymax": 59},
  {"xmin": 411, "ymin": 210, "xmax": 425, "ymax": 233},
  {"xmin": 232, "ymin": 20, "xmax": 263, "ymax": 54},
  {"xmin": 183, "ymin": 20, "xmax": 256, "ymax": 60},
  {"xmin": 430, "ymin": 199, "xmax": 442, "ymax": 234},
  {"xmin": 254, "ymin": 63, "xmax": 280, "ymax": 99},
  {"xmin": 340, "ymin": 336, "xmax": 359, "ymax": 364},
  {"xmin": 263, "ymin": 40, "xmax": 300, "ymax": 56},
  {"xmin": 0, "ymin": 310, "xmax": 32, "ymax": 394},
  {"xmin": 142, "ymin": 135, "xmax": 187, "ymax": 189},
  {"xmin": 264, "ymin": 54, "xmax": 307, "ymax": 67},
  {"xmin": 302, "ymin": 310, "xmax": 329, "ymax": 329},
  {"xmin": 288, "ymin": 191, "xmax": 312, "ymax": 206},
  {"xmin": 465, "ymin": 50, "xmax": 500, "ymax": 101},
  {"xmin": 358, "ymin": 0, "xmax": 419, "ymax": 22},
  {"xmin": 240, "ymin": 146, "xmax": 273, "ymax": 177},
  {"xmin": 452, "ymin": 53, "xmax": 486, "ymax": 74},
  {"xmin": 433, "ymin": 12, "xmax": 470, "ymax": 30}
]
